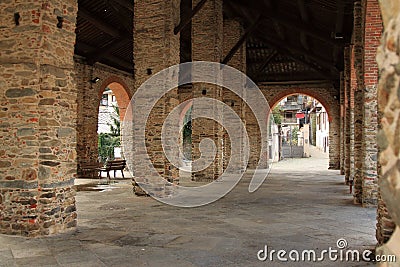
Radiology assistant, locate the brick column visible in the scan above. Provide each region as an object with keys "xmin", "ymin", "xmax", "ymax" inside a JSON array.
[
  {"xmin": 361, "ymin": 0, "xmax": 382, "ymax": 207},
  {"xmin": 352, "ymin": 0, "xmax": 382, "ymax": 206},
  {"xmin": 222, "ymin": 18, "xmax": 246, "ymax": 172},
  {"xmin": 191, "ymin": 0, "xmax": 224, "ymax": 181},
  {"xmin": 133, "ymin": 0, "xmax": 180, "ymax": 190},
  {"xmin": 0, "ymin": 0, "xmax": 78, "ymax": 236}
]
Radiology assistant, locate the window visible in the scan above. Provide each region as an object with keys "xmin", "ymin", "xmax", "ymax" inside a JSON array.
[{"xmin": 100, "ymin": 94, "xmax": 108, "ymax": 106}]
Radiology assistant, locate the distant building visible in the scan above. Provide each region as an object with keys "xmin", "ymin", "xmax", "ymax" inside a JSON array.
[
  {"xmin": 313, "ymin": 103, "xmax": 329, "ymax": 153},
  {"xmin": 98, "ymin": 89, "xmax": 119, "ymax": 134}
]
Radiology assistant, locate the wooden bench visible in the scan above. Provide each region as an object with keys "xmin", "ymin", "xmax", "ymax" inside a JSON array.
[
  {"xmin": 79, "ymin": 162, "xmax": 102, "ymax": 178},
  {"xmin": 100, "ymin": 159, "xmax": 126, "ymax": 179}
]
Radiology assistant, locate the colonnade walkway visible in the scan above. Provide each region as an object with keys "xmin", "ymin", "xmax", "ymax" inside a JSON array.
[{"xmin": 0, "ymin": 148, "xmax": 377, "ymax": 266}]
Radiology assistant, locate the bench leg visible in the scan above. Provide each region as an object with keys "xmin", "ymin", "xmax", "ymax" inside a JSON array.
[{"xmin": 121, "ymin": 170, "xmax": 125, "ymax": 179}]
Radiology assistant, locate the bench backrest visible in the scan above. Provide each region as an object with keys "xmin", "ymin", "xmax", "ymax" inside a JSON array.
[{"xmin": 106, "ymin": 159, "xmax": 126, "ymax": 169}]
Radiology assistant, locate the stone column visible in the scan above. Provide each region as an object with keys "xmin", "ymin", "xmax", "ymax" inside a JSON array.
[
  {"xmin": 328, "ymin": 110, "xmax": 341, "ymax": 170},
  {"xmin": 0, "ymin": 0, "xmax": 78, "ymax": 236},
  {"xmin": 222, "ymin": 18, "xmax": 246, "ymax": 172},
  {"xmin": 344, "ymin": 46, "xmax": 352, "ymax": 184},
  {"xmin": 352, "ymin": 1, "xmax": 365, "ymax": 204},
  {"xmin": 191, "ymin": 0, "xmax": 224, "ymax": 181},
  {"xmin": 132, "ymin": 0, "xmax": 180, "ymax": 191},
  {"xmin": 361, "ymin": 0, "xmax": 382, "ymax": 207},
  {"xmin": 340, "ymin": 72, "xmax": 345, "ymax": 175},
  {"xmin": 75, "ymin": 62, "xmax": 98, "ymax": 167}
]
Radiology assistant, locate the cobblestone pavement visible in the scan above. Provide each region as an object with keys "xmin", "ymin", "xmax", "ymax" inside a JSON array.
[{"xmin": 0, "ymin": 149, "xmax": 377, "ymax": 266}]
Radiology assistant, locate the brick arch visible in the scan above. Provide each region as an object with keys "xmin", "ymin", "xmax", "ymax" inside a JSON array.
[
  {"xmin": 267, "ymin": 89, "xmax": 336, "ymax": 122},
  {"xmin": 179, "ymin": 100, "xmax": 193, "ymax": 127},
  {"xmin": 98, "ymin": 76, "xmax": 132, "ymax": 122},
  {"xmin": 260, "ymin": 85, "xmax": 341, "ymax": 169}
]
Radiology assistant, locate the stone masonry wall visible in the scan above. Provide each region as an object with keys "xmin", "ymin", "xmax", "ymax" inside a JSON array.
[
  {"xmin": 259, "ymin": 83, "xmax": 341, "ymax": 169},
  {"xmin": 0, "ymin": 0, "xmax": 78, "ymax": 236}
]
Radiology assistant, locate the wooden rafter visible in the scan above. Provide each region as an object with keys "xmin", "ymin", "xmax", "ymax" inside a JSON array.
[
  {"xmin": 76, "ymin": 42, "xmax": 132, "ymax": 71},
  {"xmin": 229, "ymin": 1, "xmax": 343, "ymax": 47},
  {"xmin": 296, "ymin": 0, "xmax": 310, "ymax": 50},
  {"xmin": 253, "ymin": 50, "xmax": 278, "ymax": 81},
  {"xmin": 78, "ymin": 7, "xmax": 126, "ymax": 38},
  {"xmin": 221, "ymin": 17, "xmax": 261, "ymax": 65},
  {"xmin": 255, "ymin": 37, "xmax": 338, "ymax": 79},
  {"xmin": 261, "ymin": 35, "xmax": 338, "ymax": 75},
  {"xmin": 109, "ymin": 1, "xmax": 132, "ymax": 33},
  {"xmin": 333, "ymin": 1, "xmax": 345, "ymax": 65},
  {"xmin": 87, "ymin": 38, "xmax": 129, "ymax": 65},
  {"xmin": 110, "ymin": 0, "xmax": 134, "ymax": 12}
]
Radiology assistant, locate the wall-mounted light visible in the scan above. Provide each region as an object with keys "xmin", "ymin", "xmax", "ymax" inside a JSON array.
[
  {"xmin": 57, "ymin": 16, "xmax": 64, "ymax": 29},
  {"xmin": 147, "ymin": 68, "xmax": 152, "ymax": 75},
  {"xmin": 334, "ymin": 32, "xmax": 344, "ymax": 40},
  {"xmin": 90, "ymin": 77, "xmax": 100, "ymax": 83},
  {"xmin": 14, "ymin": 13, "xmax": 20, "ymax": 26}
]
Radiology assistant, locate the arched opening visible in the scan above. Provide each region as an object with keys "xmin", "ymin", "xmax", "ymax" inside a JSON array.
[
  {"xmin": 178, "ymin": 101, "xmax": 193, "ymax": 185},
  {"xmin": 269, "ymin": 93, "xmax": 333, "ymax": 167},
  {"xmin": 97, "ymin": 80, "xmax": 131, "ymax": 164},
  {"xmin": 179, "ymin": 100, "xmax": 193, "ymax": 161},
  {"xmin": 265, "ymin": 86, "xmax": 340, "ymax": 170}
]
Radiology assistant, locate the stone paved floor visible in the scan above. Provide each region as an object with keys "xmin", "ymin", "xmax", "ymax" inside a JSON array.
[{"xmin": 0, "ymin": 148, "xmax": 377, "ymax": 266}]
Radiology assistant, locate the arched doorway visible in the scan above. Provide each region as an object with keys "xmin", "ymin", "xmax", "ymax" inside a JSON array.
[
  {"xmin": 270, "ymin": 94, "xmax": 331, "ymax": 161},
  {"xmin": 263, "ymin": 85, "xmax": 340, "ymax": 170},
  {"xmin": 76, "ymin": 76, "xmax": 131, "ymax": 172},
  {"xmin": 262, "ymin": 84, "xmax": 340, "ymax": 170},
  {"xmin": 97, "ymin": 79, "xmax": 131, "ymax": 164}
]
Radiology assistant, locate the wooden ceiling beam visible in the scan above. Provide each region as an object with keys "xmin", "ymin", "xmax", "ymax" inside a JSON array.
[
  {"xmin": 333, "ymin": 1, "xmax": 345, "ymax": 65},
  {"xmin": 75, "ymin": 42, "xmax": 132, "ymax": 71},
  {"xmin": 109, "ymin": 1, "xmax": 132, "ymax": 33},
  {"xmin": 272, "ymin": 21, "xmax": 286, "ymax": 40},
  {"xmin": 88, "ymin": 38, "xmax": 129, "ymax": 64},
  {"xmin": 260, "ymin": 13, "xmax": 341, "ymax": 47},
  {"xmin": 78, "ymin": 7, "xmax": 125, "ymax": 38},
  {"xmin": 174, "ymin": 0, "xmax": 208, "ymax": 35},
  {"xmin": 296, "ymin": 0, "xmax": 310, "ymax": 50},
  {"xmin": 259, "ymin": 34, "xmax": 337, "ymax": 71},
  {"xmin": 255, "ymin": 37, "xmax": 338, "ymax": 79},
  {"xmin": 229, "ymin": 1, "xmax": 343, "ymax": 47},
  {"xmin": 110, "ymin": 0, "xmax": 134, "ymax": 12},
  {"xmin": 221, "ymin": 17, "xmax": 261, "ymax": 65}
]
